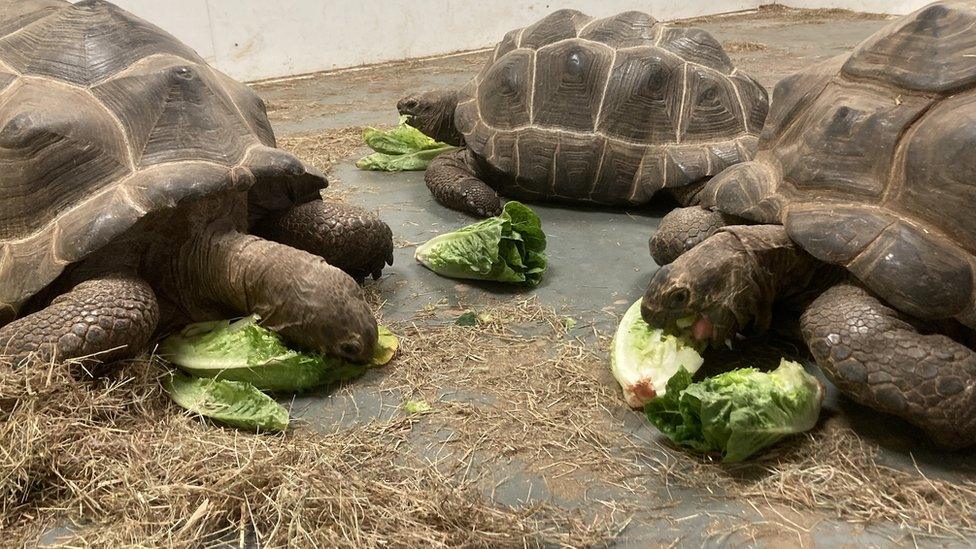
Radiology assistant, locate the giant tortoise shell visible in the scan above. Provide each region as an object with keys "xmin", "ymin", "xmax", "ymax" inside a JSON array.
[
  {"xmin": 453, "ymin": 9, "xmax": 770, "ymax": 205},
  {"xmin": 0, "ymin": 0, "xmax": 325, "ymax": 324},
  {"xmin": 700, "ymin": 0, "xmax": 976, "ymax": 328}
]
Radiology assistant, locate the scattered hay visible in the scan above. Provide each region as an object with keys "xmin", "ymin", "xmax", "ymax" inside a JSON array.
[
  {"xmin": 278, "ymin": 127, "xmax": 366, "ymax": 175},
  {"xmin": 3, "ymin": 297, "xmax": 975, "ymax": 544},
  {"xmin": 653, "ymin": 426, "xmax": 976, "ymax": 541},
  {"xmin": 380, "ymin": 298, "xmax": 643, "ymax": 489},
  {"xmin": 678, "ymin": 4, "xmax": 891, "ymax": 25},
  {"xmin": 756, "ymin": 4, "xmax": 892, "ymax": 22},
  {"xmin": 260, "ymin": 98, "xmax": 316, "ymax": 122},
  {"xmin": 0, "ymin": 356, "xmax": 609, "ymax": 546},
  {"xmin": 723, "ymin": 41, "xmax": 769, "ymax": 53},
  {"xmin": 378, "ymin": 297, "xmax": 976, "ymax": 542}
]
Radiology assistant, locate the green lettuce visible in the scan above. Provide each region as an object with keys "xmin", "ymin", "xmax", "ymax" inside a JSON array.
[
  {"xmin": 356, "ymin": 115, "xmax": 456, "ymax": 171},
  {"xmin": 611, "ymin": 298, "xmax": 703, "ymax": 409},
  {"xmin": 414, "ymin": 201, "xmax": 547, "ymax": 285},
  {"xmin": 357, "ymin": 147, "xmax": 455, "ymax": 171},
  {"xmin": 165, "ymin": 374, "xmax": 289, "ymax": 432},
  {"xmin": 159, "ymin": 316, "xmax": 398, "ymax": 393},
  {"xmin": 645, "ymin": 359, "xmax": 824, "ymax": 462}
]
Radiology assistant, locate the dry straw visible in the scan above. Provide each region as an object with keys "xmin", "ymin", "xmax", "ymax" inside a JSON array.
[{"xmin": 2, "ymin": 298, "xmax": 974, "ymax": 545}]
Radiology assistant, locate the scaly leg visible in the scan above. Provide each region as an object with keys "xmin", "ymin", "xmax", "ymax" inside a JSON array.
[
  {"xmin": 801, "ymin": 283, "xmax": 976, "ymax": 448},
  {"xmin": 253, "ymin": 200, "xmax": 394, "ymax": 283},
  {"xmin": 649, "ymin": 206, "xmax": 743, "ymax": 265},
  {"xmin": 0, "ymin": 276, "xmax": 159, "ymax": 365},
  {"xmin": 425, "ymin": 148, "xmax": 501, "ymax": 217}
]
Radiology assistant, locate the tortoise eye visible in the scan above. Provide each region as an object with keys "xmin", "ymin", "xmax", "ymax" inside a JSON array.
[{"xmin": 667, "ymin": 288, "xmax": 691, "ymax": 309}]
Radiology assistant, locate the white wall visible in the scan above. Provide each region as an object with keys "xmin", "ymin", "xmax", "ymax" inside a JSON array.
[
  {"xmin": 104, "ymin": 0, "xmax": 925, "ymax": 82},
  {"xmin": 109, "ymin": 0, "xmax": 757, "ymax": 81}
]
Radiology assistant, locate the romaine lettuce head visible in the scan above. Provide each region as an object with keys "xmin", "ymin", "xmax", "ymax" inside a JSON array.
[
  {"xmin": 612, "ymin": 298, "xmax": 704, "ymax": 409},
  {"xmin": 415, "ymin": 201, "xmax": 547, "ymax": 286},
  {"xmin": 645, "ymin": 359, "xmax": 825, "ymax": 462},
  {"xmin": 159, "ymin": 316, "xmax": 398, "ymax": 392},
  {"xmin": 165, "ymin": 373, "xmax": 289, "ymax": 432},
  {"xmin": 357, "ymin": 115, "xmax": 456, "ymax": 171}
]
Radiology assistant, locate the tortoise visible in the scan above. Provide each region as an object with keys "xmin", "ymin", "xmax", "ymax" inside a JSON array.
[
  {"xmin": 0, "ymin": 0, "xmax": 394, "ymax": 366},
  {"xmin": 642, "ymin": 0, "xmax": 976, "ymax": 447},
  {"xmin": 396, "ymin": 9, "xmax": 769, "ymax": 218}
]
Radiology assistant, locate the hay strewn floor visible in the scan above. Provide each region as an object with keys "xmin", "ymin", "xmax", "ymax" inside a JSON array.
[
  {"xmin": 3, "ymin": 297, "xmax": 975, "ymax": 545},
  {"xmin": 677, "ymin": 3, "xmax": 893, "ymax": 25},
  {"xmin": 0, "ymin": 355, "xmax": 607, "ymax": 546},
  {"xmin": 278, "ymin": 127, "xmax": 366, "ymax": 176}
]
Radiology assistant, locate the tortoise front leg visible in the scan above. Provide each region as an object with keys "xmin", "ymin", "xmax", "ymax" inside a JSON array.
[
  {"xmin": 0, "ymin": 276, "xmax": 159, "ymax": 365},
  {"xmin": 649, "ymin": 206, "xmax": 744, "ymax": 265},
  {"xmin": 253, "ymin": 200, "xmax": 394, "ymax": 283},
  {"xmin": 801, "ymin": 283, "xmax": 976, "ymax": 448},
  {"xmin": 425, "ymin": 148, "xmax": 502, "ymax": 218}
]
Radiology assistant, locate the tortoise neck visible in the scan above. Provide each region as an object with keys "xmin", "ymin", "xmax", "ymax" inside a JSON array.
[{"xmin": 431, "ymin": 90, "xmax": 463, "ymax": 146}]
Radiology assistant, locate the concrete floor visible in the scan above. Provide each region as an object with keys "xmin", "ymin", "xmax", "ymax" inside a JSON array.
[{"xmin": 258, "ymin": 8, "xmax": 975, "ymax": 547}]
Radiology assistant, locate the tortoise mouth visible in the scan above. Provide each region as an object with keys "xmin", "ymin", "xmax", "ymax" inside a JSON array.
[
  {"xmin": 688, "ymin": 309, "xmax": 739, "ymax": 345},
  {"xmin": 649, "ymin": 306, "xmax": 739, "ymax": 348},
  {"xmin": 691, "ymin": 315, "xmax": 716, "ymax": 342}
]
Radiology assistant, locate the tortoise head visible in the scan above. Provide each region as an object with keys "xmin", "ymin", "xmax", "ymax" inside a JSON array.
[
  {"xmin": 641, "ymin": 233, "xmax": 764, "ymax": 345},
  {"xmin": 397, "ymin": 90, "xmax": 463, "ymax": 146}
]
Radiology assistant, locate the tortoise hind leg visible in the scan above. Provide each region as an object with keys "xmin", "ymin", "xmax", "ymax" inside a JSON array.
[
  {"xmin": 0, "ymin": 276, "xmax": 159, "ymax": 366},
  {"xmin": 649, "ymin": 206, "xmax": 745, "ymax": 265},
  {"xmin": 801, "ymin": 283, "xmax": 976, "ymax": 448},
  {"xmin": 425, "ymin": 148, "xmax": 502, "ymax": 218},
  {"xmin": 253, "ymin": 200, "xmax": 394, "ymax": 283}
]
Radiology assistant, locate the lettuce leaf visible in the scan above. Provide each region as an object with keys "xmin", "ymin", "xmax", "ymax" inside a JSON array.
[
  {"xmin": 414, "ymin": 201, "xmax": 547, "ymax": 285},
  {"xmin": 356, "ymin": 146, "xmax": 456, "ymax": 171},
  {"xmin": 356, "ymin": 115, "xmax": 456, "ymax": 171},
  {"xmin": 159, "ymin": 316, "xmax": 398, "ymax": 393},
  {"xmin": 164, "ymin": 374, "xmax": 289, "ymax": 432},
  {"xmin": 645, "ymin": 359, "xmax": 824, "ymax": 462},
  {"xmin": 611, "ymin": 298, "xmax": 703, "ymax": 409}
]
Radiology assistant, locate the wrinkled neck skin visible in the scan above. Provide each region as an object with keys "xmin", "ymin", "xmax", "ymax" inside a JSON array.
[
  {"xmin": 720, "ymin": 228, "xmax": 839, "ymax": 334},
  {"xmin": 399, "ymin": 89, "xmax": 464, "ymax": 146},
  {"xmin": 58, "ymin": 192, "xmax": 247, "ymax": 328}
]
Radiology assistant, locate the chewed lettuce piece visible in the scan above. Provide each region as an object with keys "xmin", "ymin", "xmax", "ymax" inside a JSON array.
[
  {"xmin": 357, "ymin": 115, "xmax": 456, "ymax": 171},
  {"xmin": 159, "ymin": 316, "xmax": 398, "ymax": 392},
  {"xmin": 363, "ymin": 114, "xmax": 439, "ymax": 154},
  {"xmin": 356, "ymin": 145, "xmax": 455, "ymax": 171},
  {"xmin": 414, "ymin": 201, "xmax": 547, "ymax": 286},
  {"xmin": 611, "ymin": 298, "xmax": 704, "ymax": 409},
  {"xmin": 165, "ymin": 374, "xmax": 289, "ymax": 432},
  {"xmin": 645, "ymin": 359, "xmax": 824, "ymax": 462},
  {"xmin": 372, "ymin": 326, "xmax": 399, "ymax": 365}
]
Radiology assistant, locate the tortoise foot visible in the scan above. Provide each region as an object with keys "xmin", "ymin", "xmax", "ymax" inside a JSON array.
[
  {"xmin": 254, "ymin": 200, "xmax": 394, "ymax": 283},
  {"xmin": 0, "ymin": 276, "xmax": 159, "ymax": 366},
  {"xmin": 699, "ymin": 160, "xmax": 784, "ymax": 223},
  {"xmin": 649, "ymin": 206, "xmax": 742, "ymax": 265},
  {"xmin": 425, "ymin": 148, "xmax": 501, "ymax": 218}
]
